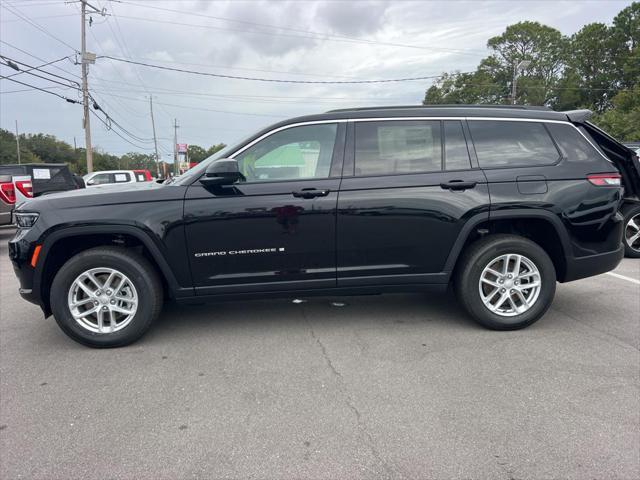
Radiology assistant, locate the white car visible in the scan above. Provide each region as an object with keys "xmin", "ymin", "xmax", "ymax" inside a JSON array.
[{"xmin": 84, "ymin": 170, "xmax": 139, "ymax": 187}]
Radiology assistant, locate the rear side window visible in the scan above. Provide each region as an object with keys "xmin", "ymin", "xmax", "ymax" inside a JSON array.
[
  {"xmin": 546, "ymin": 123, "xmax": 600, "ymax": 162},
  {"xmin": 114, "ymin": 172, "xmax": 131, "ymax": 183},
  {"xmin": 443, "ymin": 121, "xmax": 471, "ymax": 170},
  {"xmin": 355, "ymin": 121, "xmax": 442, "ymax": 176},
  {"xmin": 468, "ymin": 121, "xmax": 560, "ymax": 168}
]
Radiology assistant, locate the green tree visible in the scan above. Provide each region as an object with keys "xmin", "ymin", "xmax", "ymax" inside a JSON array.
[
  {"xmin": 565, "ymin": 22, "xmax": 618, "ymax": 111},
  {"xmin": 21, "ymin": 133, "xmax": 76, "ymax": 165},
  {"xmin": 187, "ymin": 145, "xmax": 208, "ymax": 163},
  {"xmin": 120, "ymin": 152, "xmax": 156, "ymax": 171},
  {"xmin": 486, "ymin": 21, "xmax": 568, "ymax": 104},
  {"xmin": 206, "ymin": 143, "xmax": 226, "ymax": 158},
  {"xmin": 592, "ymin": 83, "xmax": 640, "ymax": 141}
]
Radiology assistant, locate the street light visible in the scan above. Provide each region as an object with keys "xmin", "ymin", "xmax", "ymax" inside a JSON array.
[{"xmin": 511, "ymin": 60, "xmax": 531, "ymax": 105}]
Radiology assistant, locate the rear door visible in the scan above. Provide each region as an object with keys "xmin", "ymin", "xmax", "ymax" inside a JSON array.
[{"xmin": 336, "ymin": 119, "xmax": 490, "ymax": 286}]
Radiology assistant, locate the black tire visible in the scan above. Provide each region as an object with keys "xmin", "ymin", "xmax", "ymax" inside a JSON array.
[
  {"xmin": 622, "ymin": 203, "xmax": 640, "ymax": 258},
  {"xmin": 50, "ymin": 247, "xmax": 163, "ymax": 348},
  {"xmin": 455, "ymin": 234, "xmax": 556, "ymax": 330}
]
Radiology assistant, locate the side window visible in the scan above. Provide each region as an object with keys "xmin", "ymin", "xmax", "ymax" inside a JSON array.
[
  {"xmin": 468, "ymin": 121, "xmax": 560, "ymax": 168},
  {"xmin": 91, "ymin": 173, "xmax": 113, "ymax": 185},
  {"xmin": 546, "ymin": 123, "xmax": 600, "ymax": 162},
  {"xmin": 136, "ymin": 173, "xmax": 146, "ymax": 182},
  {"xmin": 114, "ymin": 172, "xmax": 131, "ymax": 183},
  {"xmin": 354, "ymin": 121, "xmax": 442, "ymax": 176},
  {"xmin": 235, "ymin": 123, "xmax": 338, "ymax": 182},
  {"xmin": 444, "ymin": 121, "xmax": 471, "ymax": 170}
]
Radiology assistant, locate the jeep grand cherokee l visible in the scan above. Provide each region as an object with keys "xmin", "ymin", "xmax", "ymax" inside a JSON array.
[{"xmin": 8, "ymin": 106, "xmax": 640, "ymax": 348}]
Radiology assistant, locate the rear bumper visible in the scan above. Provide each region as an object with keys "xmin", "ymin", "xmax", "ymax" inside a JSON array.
[
  {"xmin": 0, "ymin": 209, "xmax": 12, "ymax": 226},
  {"xmin": 562, "ymin": 245, "xmax": 624, "ymax": 282}
]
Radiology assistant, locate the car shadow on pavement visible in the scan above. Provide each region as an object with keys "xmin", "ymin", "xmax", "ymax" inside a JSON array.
[{"xmin": 145, "ymin": 290, "xmax": 478, "ymax": 344}]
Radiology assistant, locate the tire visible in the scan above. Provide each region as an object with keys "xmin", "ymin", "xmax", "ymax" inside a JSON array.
[
  {"xmin": 50, "ymin": 246, "xmax": 163, "ymax": 348},
  {"xmin": 455, "ymin": 234, "xmax": 556, "ymax": 330},
  {"xmin": 622, "ymin": 203, "xmax": 640, "ymax": 258}
]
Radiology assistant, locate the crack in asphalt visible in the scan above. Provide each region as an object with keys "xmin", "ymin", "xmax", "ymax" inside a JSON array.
[{"xmin": 301, "ymin": 305, "xmax": 401, "ymax": 480}]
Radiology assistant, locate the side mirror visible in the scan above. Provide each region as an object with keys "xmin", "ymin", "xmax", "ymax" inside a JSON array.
[
  {"xmin": 200, "ymin": 159, "xmax": 244, "ymax": 186},
  {"xmin": 86, "ymin": 179, "xmax": 95, "ymax": 186}
]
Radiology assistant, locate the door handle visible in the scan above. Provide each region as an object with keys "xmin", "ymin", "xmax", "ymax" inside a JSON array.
[
  {"xmin": 440, "ymin": 180, "xmax": 477, "ymax": 191},
  {"xmin": 292, "ymin": 188, "xmax": 330, "ymax": 199}
]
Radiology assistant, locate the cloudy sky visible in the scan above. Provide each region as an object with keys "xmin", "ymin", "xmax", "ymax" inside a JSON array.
[{"xmin": 0, "ymin": 0, "xmax": 632, "ymax": 159}]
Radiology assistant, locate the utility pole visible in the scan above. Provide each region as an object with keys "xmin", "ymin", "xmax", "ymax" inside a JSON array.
[
  {"xmin": 149, "ymin": 95, "xmax": 160, "ymax": 178},
  {"xmin": 15, "ymin": 120, "xmax": 21, "ymax": 164},
  {"xmin": 173, "ymin": 118, "xmax": 179, "ymax": 176},
  {"xmin": 79, "ymin": 0, "xmax": 104, "ymax": 173},
  {"xmin": 511, "ymin": 60, "xmax": 531, "ymax": 105}
]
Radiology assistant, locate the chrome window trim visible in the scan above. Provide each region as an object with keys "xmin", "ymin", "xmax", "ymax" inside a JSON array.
[
  {"xmin": 229, "ymin": 120, "xmax": 345, "ymax": 159},
  {"xmin": 226, "ymin": 116, "xmax": 610, "ymax": 165}
]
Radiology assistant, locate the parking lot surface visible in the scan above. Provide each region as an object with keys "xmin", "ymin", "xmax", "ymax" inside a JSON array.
[{"xmin": 1, "ymin": 225, "xmax": 638, "ymax": 479}]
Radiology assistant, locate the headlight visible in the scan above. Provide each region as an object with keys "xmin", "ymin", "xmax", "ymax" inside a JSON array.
[{"xmin": 14, "ymin": 212, "xmax": 39, "ymax": 228}]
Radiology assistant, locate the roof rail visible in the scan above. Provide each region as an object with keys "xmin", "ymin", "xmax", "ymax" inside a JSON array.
[{"xmin": 326, "ymin": 104, "xmax": 552, "ymax": 113}]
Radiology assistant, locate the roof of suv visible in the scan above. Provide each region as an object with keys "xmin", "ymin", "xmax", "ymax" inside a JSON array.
[{"xmin": 279, "ymin": 105, "xmax": 575, "ymax": 126}]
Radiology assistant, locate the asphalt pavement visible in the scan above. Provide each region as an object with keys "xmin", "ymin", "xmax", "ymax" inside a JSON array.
[{"xmin": 0, "ymin": 226, "xmax": 638, "ymax": 480}]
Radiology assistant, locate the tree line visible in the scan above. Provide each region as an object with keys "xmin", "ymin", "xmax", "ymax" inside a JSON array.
[{"xmin": 423, "ymin": 2, "xmax": 639, "ymax": 141}]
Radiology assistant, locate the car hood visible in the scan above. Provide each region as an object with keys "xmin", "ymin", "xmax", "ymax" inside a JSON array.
[{"xmin": 17, "ymin": 181, "xmax": 184, "ymax": 211}]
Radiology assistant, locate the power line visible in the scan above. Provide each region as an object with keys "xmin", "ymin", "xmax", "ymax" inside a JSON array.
[
  {"xmin": 100, "ymin": 56, "xmax": 454, "ymax": 84},
  {"xmin": 1, "ymin": 2, "xmax": 78, "ymax": 52},
  {"xmin": 117, "ymin": 0, "xmax": 486, "ymax": 57},
  {"xmin": 0, "ymin": 54, "xmax": 72, "ymax": 79},
  {"xmin": 0, "ymin": 85, "xmax": 68, "ymax": 94},
  {"xmin": 104, "ymin": 0, "xmax": 174, "ymax": 120},
  {"xmin": 0, "ymin": 75, "xmax": 81, "ymax": 103},
  {"xmin": 0, "ymin": 55, "xmax": 80, "ymax": 90},
  {"xmin": 90, "ymin": 109, "xmax": 152, "ymax": 150},
  {"xmin": 0, "ymin": 40, "xmax": 81, "ymax": 80},
  {"xmin": 1, "ymin": 13, "xmax": 77, "ymax": 23}
]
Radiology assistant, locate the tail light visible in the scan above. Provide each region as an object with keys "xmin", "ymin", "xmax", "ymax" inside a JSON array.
[
  {"xmin": 14, "ymin": 179, "xmax": 33, "ymax": 198},
  {"xmin": 587, "ymin": 173, "xmax": 621, "ymax": 186},
  {"xmin": 0, "ymin": 182, "xmax": 16, "ymax": 204}
]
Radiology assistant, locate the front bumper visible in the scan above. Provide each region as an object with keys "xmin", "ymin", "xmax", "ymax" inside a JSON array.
[{"xmin": 9, "ymin": 227, "xmax": 43, "ymax": 309}]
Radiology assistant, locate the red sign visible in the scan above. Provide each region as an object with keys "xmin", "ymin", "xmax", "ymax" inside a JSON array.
[{"xmin": 176, "ymin": 143, "xmax": 188, "ymax": 153}]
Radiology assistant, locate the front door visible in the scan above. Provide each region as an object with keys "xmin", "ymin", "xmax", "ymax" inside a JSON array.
[
  {"xmin": 337, "ymin": 119, "xmax": 490, "ymax": 286},
  {"xmin": 184, "ymin": 122, "xmax": 345, "ymax": 295}
]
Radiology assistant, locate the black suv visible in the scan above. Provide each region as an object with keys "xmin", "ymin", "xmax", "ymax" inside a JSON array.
[{"xmin": 8, "ymin": 106, "xmax": 640, "ymax": 347}]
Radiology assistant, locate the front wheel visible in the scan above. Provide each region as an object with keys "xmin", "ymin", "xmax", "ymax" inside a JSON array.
[
  {"xmin": 455, "ymin": 235, "xmax": 556, "ymax": 330},
  {"xmin": 50, "ymin": 247, "xmax": 163, "ymax": 347}
]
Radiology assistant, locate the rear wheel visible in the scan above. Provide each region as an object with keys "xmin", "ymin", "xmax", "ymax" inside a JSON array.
[
  {"xmin": 455, "ymin": 235, "xmax": 556, "ymax": 330},
  {"xmin": 50, "ymin": 247, "xmax": 163, "ymax": 347},
  {"xmin": 622, "ymin": 204, "xmax": 640, "ymax": 258}
]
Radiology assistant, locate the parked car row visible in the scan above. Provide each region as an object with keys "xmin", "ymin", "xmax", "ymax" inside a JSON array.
[{"xmin": 0, "ymin": 165, "xmax": 153, "ymax": 226}]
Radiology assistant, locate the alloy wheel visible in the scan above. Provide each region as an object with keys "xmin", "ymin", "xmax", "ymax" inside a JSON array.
[
  {"xmin": 479, "ymin": 253, "xmax": 541, "ymax": 317},
  {"xmin": 625, "ymin": 214, "xmax": 640, "ymax": 253},
  {"xmin": 67, "ymin": 267, "xmax": 138, "ymax": 334}
]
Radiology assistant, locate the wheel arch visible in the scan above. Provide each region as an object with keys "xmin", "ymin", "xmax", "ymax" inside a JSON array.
[
  {"xmin": 445, "ymin": 210, "xmax": 572, "ymax": 282},
  {"xmin": 36, "ymin": 225, "xmax": 183, "ymax": 317}
]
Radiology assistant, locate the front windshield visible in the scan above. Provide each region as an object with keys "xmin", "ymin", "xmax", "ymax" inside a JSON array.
[{"xmin": 172, "ymin": 138, "xmax": 248, "ymax": 186}]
